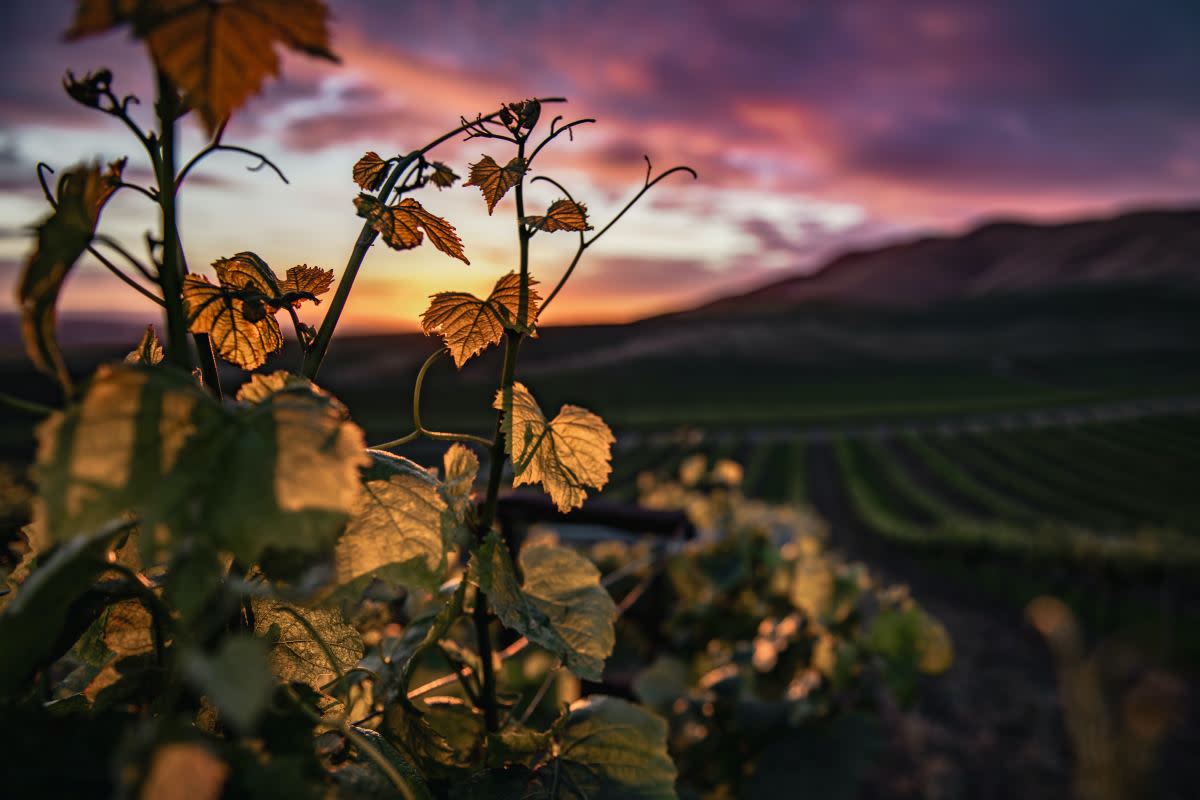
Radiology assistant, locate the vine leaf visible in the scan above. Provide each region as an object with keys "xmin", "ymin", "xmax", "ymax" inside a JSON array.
[
  {"xmin": 140, "ymin": 742, "xmax": 230, "ymax": 800},
  {"xmin": 494, "ymin": 382, "xmax": 614, "ymax": 512},
  {"xmin": 18, "ymin": 159, "xmax": 125, "ymax": 392},
  {"xmin": 470, "ymin": 532, "xmax": 616, "ymax": 681},
  {"xmin": 125, "ymin": 325, "xmax": 164, "ymax": 365},
  {"xmin": 352, "ymin": 151, "xmax": 388, "ymax": 191},
  {"xmin": 33, "ymin": 364, "xmax": 367, "ymax": 562},
  {"xmin": 183, "ymin": 252, "xmax": 330, "ymax": 369},
  {"xmin": 464, "ymin": 155, "xmax": 526, "ymax": 215},
  {"xmin": 355, "ymin": 195, "xmax": 469, "ymax": 264},
  {"xmin": 253, "ymin": 599, "xmax": 364, "ymax": 690},
  {"xmin": 235, "ymin": 370, "xmax": 313, "ymax": 403},
  {"xmin": 525, "ymin": 199, "xmax": 593, "ymax": 233},
  {"xmin": 102, "ymin": 599, "xmax": 156, "ymax": 657},
  {"xmin": 279, "ymin": 264, "xmax": 335, "ymax": 305},
  {"xmin": 441, "ymin": 444, "xmax": 479, "ymax": 521},
  {"xmin": 183, "ymin": 274, "xmax": 283, "ymax": 370},
  {"xmin": 67, "ymin": 0, "xmax": 339, "ymax": 135},
  {"xmin": 334, "ymin": 450, "xmax": 449, "ymax": 594},
  {"xmin": 182, "ymin": 635, "xmax": 274, "ymax": 733},
  {"xmin": 547, "ymin": 696, "xmax": 678, "ymax": 799},
  {"xmin": 421, "ymin": 273, "xmax": 541, "ymax": 368},
  {"xmin": 428, "ymin": 161, "xmax": 459, "ymax": 190}
]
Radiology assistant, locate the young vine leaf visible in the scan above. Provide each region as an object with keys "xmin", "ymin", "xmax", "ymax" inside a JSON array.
[
  {"xmin": 252, "ymin": 599, "xmax": 364, "ymax": 690},
  {"xmin": 470, "ymin": 532, "xmax": 616, "ymax": 681},
  {"xmin": 19, "ymin": 159, "xmax": 125, "ymax": 391},
  {"xmin": 124, "ymin": 325, "xmax": 165, "ymax": 365},
  {"xmin": 334, "ymin": 450, "xmax": 450, "ymax": 594},
  {"xmin": 441, "ymin": 443, "xmax": 479, "ymax": 521},
  {"xmin": 354, "ymin": 195, "xmax": 469, "ymax": 264},
  {"xmin": 495, "ymin": 382, "xmax": 614, "ymax": 512},
  {"xmin": 279, "ymin": 264, "xmax": 335, "ymax": 305},
  {"xmin": 428, "ymin": 161, "xmax": 459, "ymax": 190},
  {"xmin": 421, "ymin": 273, "xmax": 542, "ymax": 368},
  {"xmin": 235, "ymin": 370, "xmax": 313, "ymax": 403},
  {"xmin": 352, "ymin": 151, "xmax": 389, "ymax": 191},
  {"xmin": 67, "ymin": 0, "xmax": 340, "ymax": 134},
  {"xmin": 525, "ymin": 199, "xmax": 593, "ymax": 233},
  {"xmin": 464, "ymin": 155, "xmax": 526, "ymax": 215},
  {"xmin": 183, "ymin": 253, "xmax": 332, "ymax": 369}
]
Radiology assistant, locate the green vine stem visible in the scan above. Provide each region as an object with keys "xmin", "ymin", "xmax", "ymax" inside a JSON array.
[{"xmin": 372, "ymin": 349, "xmax": 492, "ymax": 450}]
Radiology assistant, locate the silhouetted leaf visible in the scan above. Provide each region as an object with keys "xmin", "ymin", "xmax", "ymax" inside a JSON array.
[
  {"xmin": 549, "ymin": 696, "xmax": 677, "ymax": 799},
  {"xmin": 495, "ymin": 382, "xmax": 613, "ymax": 512},
  {"xmin": 355, "ymin": 195, "xmax": 469, "ymax": 264},
  {"xmin": 124, "ymin": 325, "xmax": 164, "ymax": 365},
  {"xmin": 183, "ymin": 636, "xmax": 274, "ymax": 732},
  {"xmin": 428, "ymin": 161, "xmax": 459, "ymax": 189},
  {"xmin": 353, "ymin": 151, "xmax": 388, "ymax": 191},
  {"xmin": 421, "ymin": 273, "xmax": 541, "ymax": 368},
  {"xmin": 334, "ymin": 450, "xmax": 448, "ymax": 593},
  {"xmin": 68, "ymin": 0, "xmax": 340, "ymax": 134},
  {"xmin": 18, "ymin": 159, "xmax": 124, "ymax": 391},
  {"xmin": 253, "ymin": 599, "xmax": 363, "ymax": 690},
  {"xmin": 525, "ymin": 199, "xmax": 592, "ymax": 233},
  {"xmin": 470, "ymin": 533, "xmax": 616, "ymax": 681},
  {"xmin": 464, "ymin": 155, "xmax": 525, "ymax": 215}
]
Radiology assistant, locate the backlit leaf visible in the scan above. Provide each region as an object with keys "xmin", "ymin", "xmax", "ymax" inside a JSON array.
[
  {"xmin": 421, "ymin": 273, "xmax": 541, "ymax": 368},
  {"xmin": 235, "ymin": 370, "xmax": 313, "ymax": 403},
  {"xmin": 334, "ymin": 450, "xmax": 448, "ymax": 593},
  {"xmin": 18, "ymin": 159, "xmax": 124, "ymax": 391},
  {"xmin": 140, "ymin": 742, "xmax": 229, "ymax": 800},
  {"xmin": 550, "ymin": 696, "xmax": 677, "ymax": 799},
  {"xmin": 102, "ymin": 598, "xmax": 156, "ymax": 657},
  {"xmin": 34, "ymin": 363, "xmax": 367, "ymax": 561},
  {"xmin": 525, "ymin": 199, "xmax": 593, "ymax": 233},
  {"xmin": 124, "ymin": 325, "xmax": 164, "ymax": 365},
  {"xmin": 441, "ymin": 444, "xmax": 479, "ymax": 521},
  {"xmin": 464, "ymin": 155, "xmax": 525, "ymax": 215},
  {"xmin": 279, "ymin": 264, "xmax": 334, "ymax": 305},
  {"xmin": 253, "ymin": 599, "xmax": 363, "ymax": 690},
  {"xmin": 183, "ymin": 274, "xmax": 283, "ymax": 370},
  {"xmin": 355, "ymin": 195, "xmax": 469, "ymax": 264},
  {"xmin": 470, "ymin": 532, "xmax": 616, "ymax": 681},
  {"xmin": 495, "ymin": 382, "xmax": 613, "ymax": 512},
  {"xmin": 68, "ymin": 0, "xmax": 340, "ymax": 135},
  {"xmin": 353, "ymin": 151, "xmax": 388, "ymax": 191},
  {"xmin": 428, "ymin": 161, "xmax": 459, "ymax": 189}
]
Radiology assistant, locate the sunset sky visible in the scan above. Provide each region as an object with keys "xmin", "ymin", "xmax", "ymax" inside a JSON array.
[{"xmin": 2, "ymin": 0, "xmax": 1198, "ymax": 332}]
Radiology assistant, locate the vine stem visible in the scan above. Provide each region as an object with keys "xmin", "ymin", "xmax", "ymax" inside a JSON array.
[
  {"xmin": 153, "ymin": 71, "xmax": 191, "ymax": 374},
  {"xmin": 300, "ymin": 98, "xmax": 567, "ymax": 381},
  {"xmin": 371, "ymin": 349, "xmax": 493, "ymax": 450}
]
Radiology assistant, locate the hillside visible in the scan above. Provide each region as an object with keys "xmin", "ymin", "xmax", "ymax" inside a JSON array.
[{"xmin": 683, "ymin": 207, "xmax": 1200, "ymax": 317}]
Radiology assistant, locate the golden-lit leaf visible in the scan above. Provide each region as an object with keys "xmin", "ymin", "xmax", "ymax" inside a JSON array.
[
  {"xmin": 428, "ymin": 161, "xmax": 459, "ymax": 189},
  {"xmin": 464, "ymin": 155, "xmax": 525, "ymax": 215},
  {"xmin": 355, "ymin": 195, "xmax": 469, "ymax": 264},
  {"xmin": 18, "ymin": 159, "xmax": 125, "ymax": 391},
  {"xmin": 525, "ymin": 199, "xmax": 593, "ymax": 233},
  {"xmin": 352, "ymin": 150, "xmax": 388, "ymax": 191},
  {"xmin": 279, "ymin": 264, "xmax": 334, "ymax": 305},
  {"xmin": 34, "ymin": 364, "xmax": 366, "ymax": 561},
  {"xmin": 140, "ymin": 742, "xmax": 229, "ymax": 800},
  {"xmin": 471, "ymin": 533, "xmax": 616, "ymax": 681},
  {"xmin": 494, "ymin": 382, "xmax": 614, "ymax": 512},
  {"xmin": 183, "ymin": 274, "xmax": 283, "ymax": 370},
  {"xmin": 235, "ymin": 370, "xmax": 313, "ymax": 403},
  {"xmin": 103, "ymin": 598, "xmax": 156, "ymax": 657},
  {"xmin": 253, "ymin": 599, "xmax": 363, "ymax": 690},
  {"xmin": 421, "ymin": 273, "xmax": 541, "ymax": 368},
  {"xmin": 441, "ymin": 443, "xmax": 478, "ymax": 521},
  {"xmin": 213, "ymin": 251, "xmax": 280, "ymax": 296},
  {"xmin": 68, "ymin": 0, "xmax": 340, "ymax": 135},
  {"xmin": 124, "ymin": 325, "xmax": 164, "ymax": 365},
  {"xmin": 334, "ymin": 450, "xmax": 448, "ymax": 593},
  {"xmin": 33, "ymin": 364, "xmax": 215, "ymax": 546},
  {"xmin": 84, "ymin": 662, "xmax": 123, "ymax": 702}
]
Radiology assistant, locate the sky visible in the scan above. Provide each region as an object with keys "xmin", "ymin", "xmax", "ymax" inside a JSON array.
[{"xmin": 2, "ymin": 0, "xmax": 1199, "ymax": 332}]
